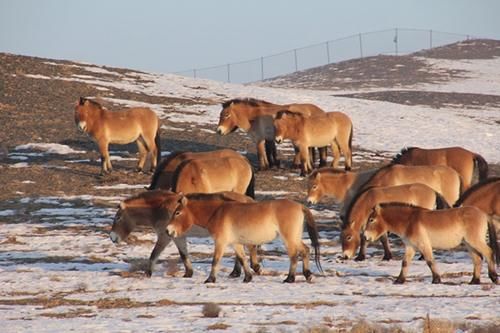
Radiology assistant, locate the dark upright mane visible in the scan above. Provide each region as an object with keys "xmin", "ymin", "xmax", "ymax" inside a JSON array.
[
  {"xmin": 379, "ymin": 202, "xmax": 430, "ymax": 210},
  {"xmin": 171, "ymin": 159, "xmax": 193, "ymax": 192},
  {"xmin": 454, "ymin": 177, "xmax": 500, "ymax": 207},
  {"xmin": 148, "ymin": 151, "xmax": 186, "ymax": 190},
  {"xmin": 79, "ymin": 97, "xmax": 103, "ymax": 109},
  {"xmin": 186, "ymin": 192, "xmax": 244, "ymax": 202},
  {"xmin": 391, "ymin": 147, "xmax": 417, "ymax": 164},
  {"xmin": 342, "ymin": 185, "xmax": 377, "ymax": 229},
  {"xmin": 275, "ymin": 110, "xmax": 302, "ymax": 119},
  {"xmin": 222, "ymin": 98, "xmax": 274, "ymax": 109}
]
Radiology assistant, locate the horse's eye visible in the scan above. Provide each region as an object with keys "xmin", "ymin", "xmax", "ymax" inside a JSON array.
[
  {"xmin": 346, "ymin": 236, "xmax": 352, "ymax": 241},
  {"xmin": 224, "ymin": 114, "xmax": 231, "ymax": 119},
  {"xmin": 368, "ymin": 218, "xmax": 375, "ymax": 224},
  {"xmin": 312, "ymin": 185, "xmax": 318, "ymax": 190},
  {"xmin": 174, "ymin": 211, "xmax": 181, "ymax": 217}
]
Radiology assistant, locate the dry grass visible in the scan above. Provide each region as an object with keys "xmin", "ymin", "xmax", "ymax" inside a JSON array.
[{"xmin": 207, "ymin": 322, "xmax": 231, "ymax": 330}]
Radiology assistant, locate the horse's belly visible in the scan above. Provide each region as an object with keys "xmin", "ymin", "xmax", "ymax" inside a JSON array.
[
  {"xmin": 233, "ymin": 225, "xmax": 279, "ymax": 245},
  {"xmin": 428, "ymin": 229, "xmax": 463, "ymax": 249},
  {"xmin": 308, "ymin": 133, "xmax": 335, "ymax": 147}
]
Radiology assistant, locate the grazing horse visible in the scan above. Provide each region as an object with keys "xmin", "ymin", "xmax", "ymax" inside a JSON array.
[
  {"xmin": 148, "ymin": 149, "xmax": 245, "ymax": 190},
  {"xmin": 109, "ymin": 190, "xmax": 255, "ymax": 277},
  {"xmin": 392, "ymin": 146, "xmax": 488, "ymax": 190},
  {"xmin": 274, "ymin": 111, "xmax": 353, "ymax": 174},
  {"xmin": 306, "ymin": 165, "xmax": 461, "ymax": 216},
  {"xmin": 74, "ymin": 97, "xmax": 160, "ymax": 174},
  {"xmin": 165, "ymin": 194, "xmax": 323, "ymax": 283},
  {"xmin": 216, "ymin": 98, "xmax": 326, "ymax": 170},
  {"xmin": 364, "ymin": 203, "xmax": 498, "ymax": 285},
  {"xmin": 341, "ymin": 183, "xmax": 450, "ymax": 261},
  {"xmin": 171, "ymin": 156, "xmax": 255, "ymax": 198}
]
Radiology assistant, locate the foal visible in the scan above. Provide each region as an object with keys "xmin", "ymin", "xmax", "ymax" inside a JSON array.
[
  {"xmin": 364, "ymin": 203, "xmax": 498, "ymax": 284},
  {"xmin": 165, "ymin": 194, "xmax": 323, "ymax": 283}
]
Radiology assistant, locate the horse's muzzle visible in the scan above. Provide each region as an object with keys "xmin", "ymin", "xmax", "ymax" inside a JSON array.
[
  {"xmin": 109, "ymin": 231, "xmax": 120, "ymax": 244},
  {"xmin": 306, "ymin": 197, "xmax": 317, "ymax": 205},
  {"xmin": 77, "ymin": 121, "xmax": 87, "ymax": 132},
  {"xmin": 216, "ymin": 126, "xmax": 225, "ymax": 136},
  {"xmin": 166, "ymin": 225, "xmax": 177, "ymax": 238},
  {"xmin": 275, "ymin": 137, "xmax": 283, "ymax": 144}
]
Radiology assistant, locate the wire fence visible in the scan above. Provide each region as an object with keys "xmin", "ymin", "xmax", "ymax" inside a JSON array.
[{"xmin": 174, "ymin": 28, "xmax": 475, "ymax": 84}]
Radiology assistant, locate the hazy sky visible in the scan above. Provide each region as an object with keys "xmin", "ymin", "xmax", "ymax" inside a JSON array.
[{"xmin": 1, "ymin": 0, "xmax": 499, "ymax": 74}]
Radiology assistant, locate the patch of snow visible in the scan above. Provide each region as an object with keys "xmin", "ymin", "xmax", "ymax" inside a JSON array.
[{"xmin": 15, "ymin": 143, "xmax": 85, "ymax": 155}]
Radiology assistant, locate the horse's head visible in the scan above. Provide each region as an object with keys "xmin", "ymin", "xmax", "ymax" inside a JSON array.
[
  {"xmin": 364, "ymin": 204, "xmax": 386, "ymax": 242},
  {"xmin": 217, "ymin": 101, "xmax": 246, "ymax": 135},
  {"xmin": 341, "ymin": 226, "xmax": 361, "ymax": 259},
  {"xmin": 306, "ymin": 172, "xmax": 326, "ymax": 204},
  {"xmin": 165, "ymin": 194, "xmax": 193, "ymax": 238},
  {"xmin": 110, "ymin": 202, "xmax": 136, "ymax": 244},
  {"xmin": 273, "ymin": 111, "xmax": 297, "ymax": 143},
  {"xmin": 74, "ymin": 97, "xmax": 93, "ymax": 133}
]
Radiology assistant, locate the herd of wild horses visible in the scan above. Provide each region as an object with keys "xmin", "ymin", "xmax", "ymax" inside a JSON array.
[{"xmin": 74, "ymin": 96, "xmax": 500, "ymax": 285}]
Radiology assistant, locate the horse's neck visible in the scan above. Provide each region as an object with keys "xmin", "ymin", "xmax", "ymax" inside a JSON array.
[
  {"xmin": 339, "ymin": 170, "xmax": 377, "ymax": 214},
  {"xmin": 381, "ymin": 207, "xmax": 414, "ymax": 236},
  {"xmin": 187, "ymin": 200, "xmax": 223, "ymax": 228}
]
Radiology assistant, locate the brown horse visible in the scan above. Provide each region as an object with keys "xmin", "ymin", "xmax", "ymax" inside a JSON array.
[
  {"xmin": 148, "ymin": 149, "xmax": 246, "ymax": 190},
  {"xmin": 274, "ymin": 111, "xmax": 353, "ymax": 174},
  {"xmin": 171, "ymin": 156, "xmax": 255, "ymax": 198},
  {"xmin": 74, "ymin": 97, "xmax": 160, "ymax": 174},
  {"xmin": 164, "ymin": 194, "xmax": 322, "ymax": 283},
  {"xmin": 306, "ymin": 164, "xmax": 461, "ymax": 215},
  {"xmin": 109, "ymin": 190, "xmax": 255, "ymax": 278},
  {"xmin": 364, "ymin": 203, "xmax": 498, "ymax": 284},
  {"xmin": 341, "ymin": 183, "xmax": 450, "ymax": 261},
  {"xmin": 392, "ymin": 146, "xmax": 488, "ymax": 190},
  {"xmin": 216, "ymin": 98, "xmax": 326, "ymax": 170}
]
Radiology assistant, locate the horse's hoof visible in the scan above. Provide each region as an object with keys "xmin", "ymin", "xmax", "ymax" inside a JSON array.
[
  {"xmin": 183, "ymin": 269, "xmax": 194, "ymax": 278},
  {"xmin": 204, "ymin": 276, "xmax": 216, "ymax": 284},
  {"xmin": 432, "ymin": 277, "xmax": 442, "ymax": 284},
  {"xmin": 252, "ymin": 264, "xmax": 262, "ymax": 275},
  {"xmin": 488, "ymin": 272, "xmax": 498, "ymax": 284},
  {"xmin": 469, "ymin": 277, "xmax": 480, "ymax": 285},
  {"xmin": 243, "ymin": 274, "xmax": 253, "ymax": 283},
  {"xmin": 394, "ymin": 277, "xmax": 405, "ymax": 284},
  {"xmin": 354, "ymin": 255, "xmax": 365, "ymax": 262},
  {"xmin": 382, "ymin": 254, "xmax": 392, "ymax": 261},
  {"xmin": 283, "ymin": 275, "xmax": 295, "ymax": 283},
  {"xmin": 303, "ymin": 270, "xmax": 313, "ymax": 282},
  {"xmin": 145, "ymin": 269, "xmax": 152, "ymax": 278}
]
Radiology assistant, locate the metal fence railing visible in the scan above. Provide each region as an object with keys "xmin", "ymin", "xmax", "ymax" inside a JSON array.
[{"xmin": 173, "ymin": 28, "xmax": 476, "ymax": 84}]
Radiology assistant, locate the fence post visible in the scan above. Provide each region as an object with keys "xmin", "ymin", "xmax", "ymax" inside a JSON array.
[
  {"xmin": 227, "ymin": 64, "xmax": 231, "ymax": 83},
  {"xmin": 326, "ymin": 41, "xmax": 331, "ymax": 64},
  {"xmin": 294, "ymin": 49, "xmax": 298, "ymax": 72},
  {"xmin": 193, "ymin": 69, "xmax": 197, "ymax": 79},
  {"xmin": 394, "ymin": 28, "xmax": 398, "ymax": 55},
  {"xmin": 260, "ymin": 56, "xmax": 264, "ymax": 81},
  {"xmin": 429, "ymin": 29, "xmax": 433, "ymax": 49},
  {"xmin": 359, "ymin": 33, "xmax": 363, "ymax": 58}
]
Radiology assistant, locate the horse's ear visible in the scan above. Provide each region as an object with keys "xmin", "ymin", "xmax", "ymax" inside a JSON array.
[
  {"xmin": 119, "ymin": 201, "xmax": 126, "ymax": 210},
  {"xmin": 373, "ymin": 204, "xmax": 381, "ymax": 213},
  {"xmin": 180, "ymin": 196, "xmax": 188, "ymax": 206},
  {"xmin": 79, "ymin": 97, "xmax": 85, "ymax": 105}
]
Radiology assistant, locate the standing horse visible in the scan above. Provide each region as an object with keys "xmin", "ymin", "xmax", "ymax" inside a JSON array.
[
  {"xmin": 392, "ymin": 146, "xmax": 488, "ymax": 190},
  {"xmin": 364, "ymin": 203, "xmax": 498, "ymax": 284},
  {"xmin": 74, "ymin": 97, "xmax": 160, "ymax": 174},
  {"xmin": 216, "ymin": 98, "xmax": 326, "ymax": 170},
  {"xmin": 274, "ymin": 111, "xmax": 353, "ymax": 174},
  {"xmin": 148, "ymin": 149, "xmax": 245, "ymax": 190},
  {"xmin": 165, "ymin": 194, "xmax": 323, "ymax": 283},
  {"xmin": 171, "ymin": 156, "xmax": 255, "ymax": 198},
  {"xmin": 109, "ymin": 190, "xmax": 255, "ymax": 277},
  {"xmin": 341, "ymin": 183, "xmax": 450, "ymax": 261},
  {"xmin": 454, "ymin": 177, "xmax": 500, "ymax": 218},
  {"xmin": 306, "ymin": 165, "xmax": 461, "ymax": 215}
]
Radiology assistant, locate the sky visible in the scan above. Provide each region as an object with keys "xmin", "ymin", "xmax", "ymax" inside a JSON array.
[{"xmin": 1, "ymin": 0, "xmax": 499, "ymax": 75}]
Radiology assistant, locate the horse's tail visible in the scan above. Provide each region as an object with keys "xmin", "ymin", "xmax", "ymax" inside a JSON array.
[
  {"xmin": 434, "ymin": 191, "xmax": 450, "ymax": 210},
  {"xmin": 487, "ymin": 219, "xmax": 500, "ymax": 265},
  {"xmin": 245, "ymin": 166, "xmax": 256, "ymax": 199},
  {"xmin": 303, "ymin": 206, "xmax": 323, "ymax": 274},
  {"xmin": 347, "ymin": 125, "xmax": 353, "ymax": 171},
  {"xmin": 473, "ymin": 153, "xmax": 488, "ymax": 182},
  {"xmin": 154, "ymin": 129, "xmax": 162, "ymax": 168}
]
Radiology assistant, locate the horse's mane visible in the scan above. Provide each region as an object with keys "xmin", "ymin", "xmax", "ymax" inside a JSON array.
[
  {"xmin": 185, "ymin": 192, "xmax": 246, "ymax": 202},
  {"xmin": 148, "ymin": 151, "xmax": 186, "ymax": 190},
  {"xmin": 222, "ymin": 98, "xmax": 273, "ymax": 109},
  {"xmin": 391, "ymin": 147, "xmax": 417, "ymax": 164},
  {"xmin": 124, "ymin": 189, "xmax": 174, "ymax": 207},
  {"xmin": 379, "ymin": 202, "xmax": 431, "ymax": 211},
  {"xmin": 171, "ymin": 159, "xmax": 193, "ymax": 192},
  {"xmin": 360, "ymin": 164, "xmax": 394, "ymax": 188},
  {"xmin": 79, "ymin": 97, "xmax": 103, "ymax": 109},
  {"xmin": 454, "ymin": 177, "xmax": 500, "ymax": 207},
  {"xmin": 342, "ymin": 185, "xmax": 377, "ymax": 228},
  {"xmin": 309, "ymin": 167, "xmax": 347, "ymax": 179}
]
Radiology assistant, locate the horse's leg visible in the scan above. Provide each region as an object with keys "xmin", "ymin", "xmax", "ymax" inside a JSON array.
[
  {"xmin": 336, "ymin": 137, "xmax": 352, "ymax": 171},
  {"xmin": 97, "ymin": 140, "xmax": 112, "ymax": 174},
  {"xmin": 330, "ymin": 141, "xmax": 340, "ymax": 169},
  {"xmin": 228, "ymin": 258, "xmax": 242, "ymax": 278},
  {"xmin": 233, "ymin": 244, "xmax": 253, "ymax": 283},
  {"xmin": 309, "ymin": 147, "xmax": 316, "ymax": 168},
  {"xmin": 257, "ymin": 140, "xmax": 269, "ymax": 170},
  {"xmin": 146, "ymin": 231, "xmax": 171, "ymax": 277},
  {"xmin": 284, "ymin": 243, "xmax": 299, "ymax": 283},
  {"xmin": 299, "ymin": 146, "xmax": 312, "ymax": 176},
  {"xmin": 419, "ymin": 243, "xmax": 441, "ymax": 284},
  {"xmin": 136, "ymin": 138, "xmax": 148, "ymax": 173},
  {"xmin": 172, "ymin": 236, "xmax": 193, "ymax": 278},
  {"xmin": 395, "ymin": 245, "xmax": 416, "ymax": 284},
  {"xmin": 143, "ymin": 133, "xmax": 158, "ymax": 172},
  {"xmin": 355, "ymin": 234, "xmax": 367, "ymax": 261},
  {"xmin": 465, "ymin": 239, "xmax": 497, "ymax": 284},
  {"xmin": 300, "ymin": 242, "xmax": 313, "ymax": 282},
  {"xmin": 380, "ymin": 233, "xmax": 393, "ymax": 261},
  {"xmin": 206, "ymin": 240, "xmax": 227, "ymax": 283},
  {"xmin": 292, "ymin": 146, "xmax": 301, "ymax": 169},
  {"xmin": 247, "ymin": 245, "xmax": 262, "ymax": 274},
  {"xmin": 318, "ymin": 147, "xmax": 328, "ymax": 167}
]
